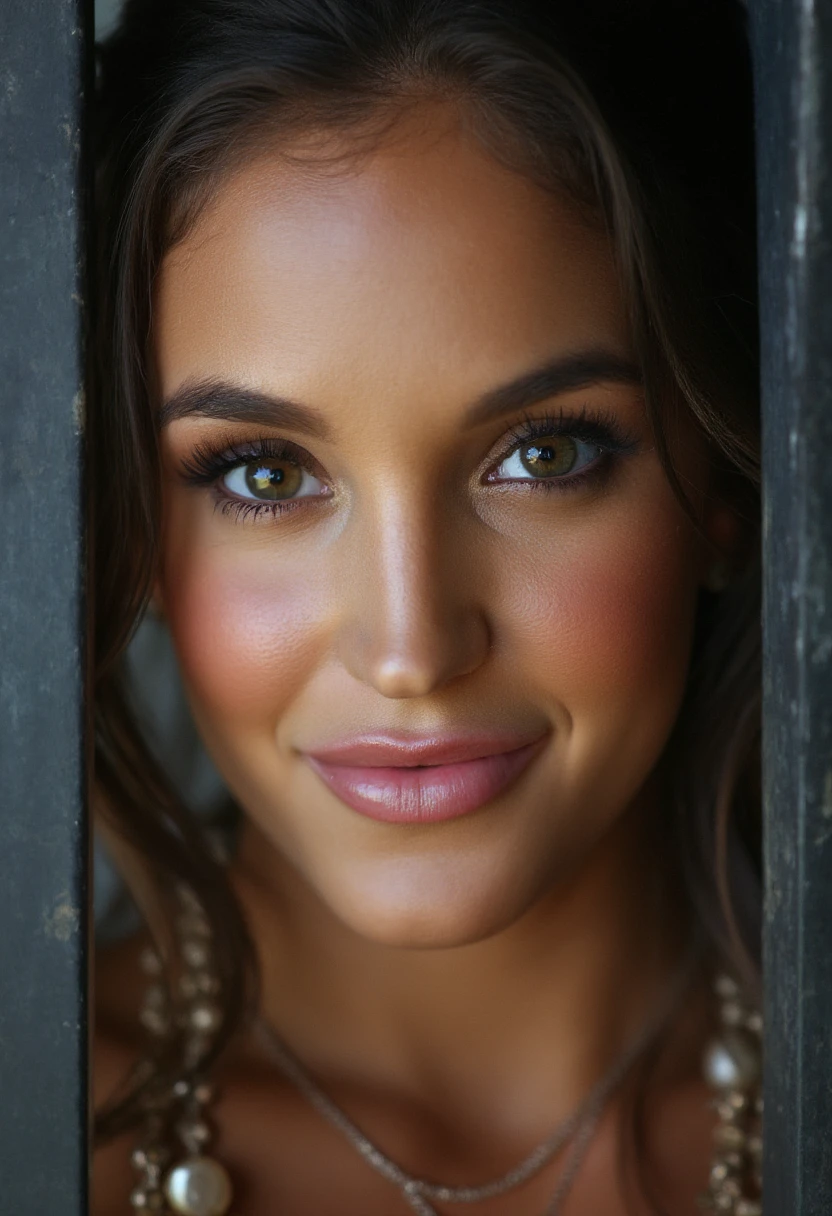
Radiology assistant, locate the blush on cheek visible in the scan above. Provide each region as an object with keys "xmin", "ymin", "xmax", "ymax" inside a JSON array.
[
  {"xmin": 574, "ymin": 535, "xmax": 695, "ymax": 689},
  {"xmin": 162, "ymin": 550, "xmax": 330, "ymax": 726},
  {"xmin": 502, "ymin": 504, "xmax": 701, "ymax": 725}
]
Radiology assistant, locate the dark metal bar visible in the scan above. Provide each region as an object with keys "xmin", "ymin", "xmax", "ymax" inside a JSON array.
[
  {"xmin": 0, "ymin": 1, "xmax": 91, "ymax": 1211},
  {"xmin": 750, "ymin": 0, "xmax": 832, "ymax": 1211}
]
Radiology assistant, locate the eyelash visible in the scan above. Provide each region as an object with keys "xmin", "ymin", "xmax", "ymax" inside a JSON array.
[
  {"xmin": 490, "ymin": 408, "xmax": 638, "ymax": 492},
  {"xmin": 179, "ymin": 437, "xmax": 323, "ymax": 522},
  {"xmin": 177, "ymin": 408, "xmax": 638, "ymax": 522}
]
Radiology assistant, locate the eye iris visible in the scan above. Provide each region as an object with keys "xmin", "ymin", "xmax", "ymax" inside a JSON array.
[
  {"xmin": 244, "ymin": 460, "xmax": 302, "ymax": 499},
  {"xmin": 519, "ymin": 436, "xmax": 577, "ymax": 478}
]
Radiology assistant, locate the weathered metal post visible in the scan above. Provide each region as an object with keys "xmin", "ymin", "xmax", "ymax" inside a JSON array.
[
  {"xmin": 750, "ymin": 0, "xmax": 832, "ymax": 1211},
  {"xmin": 0, "ymin": 1, "xmax": 91, "ymax": 1211}
]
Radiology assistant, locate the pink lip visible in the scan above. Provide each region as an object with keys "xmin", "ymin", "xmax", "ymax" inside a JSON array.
[{"xmin": 305, "ymin": 733, "xmax": 548, "ymax": 824}]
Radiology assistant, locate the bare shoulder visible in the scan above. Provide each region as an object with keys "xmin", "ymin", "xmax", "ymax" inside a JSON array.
[{"xmin": 93, "ymin": 931, "xmax": 152, "ymax": 1216}]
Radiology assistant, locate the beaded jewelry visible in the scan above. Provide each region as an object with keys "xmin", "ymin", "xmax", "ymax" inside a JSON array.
[
  {"xmin": 699, "ymin": 975, "xmax": 763, "ymax": 1215},
  {"xmin": 131, "ymin": 886, "xmax": 763, "ymax": 1216},
  {"xmin": 130, "ymin": 887, "xmax": 231, "ymax": 1216}
]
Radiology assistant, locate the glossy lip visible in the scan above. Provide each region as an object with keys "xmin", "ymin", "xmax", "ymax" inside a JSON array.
[{"xmin": 304, "ymin": 732, "xmax": 549, "ymax": 825}]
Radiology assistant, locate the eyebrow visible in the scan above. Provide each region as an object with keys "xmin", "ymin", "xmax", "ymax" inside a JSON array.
[
  {"xmin": 158, "ymin": 350, "xmax": 642, "ymax": 435},
  {"xmin": 158, "ymin": 379, "xmax": 333, "ymax": 440},
  {"xmin": 462, "ymin": 350, "xmax": 643, "ymax": 427}
]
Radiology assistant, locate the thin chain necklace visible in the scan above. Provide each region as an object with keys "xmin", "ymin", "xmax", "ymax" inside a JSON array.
[
  {"xmin": 252, "ymin": 957, "xmax": 693, "ymax": 1216},
  {"xmin": 130, "ymin": 886, "xmax": 762, "ymax": 1216}
]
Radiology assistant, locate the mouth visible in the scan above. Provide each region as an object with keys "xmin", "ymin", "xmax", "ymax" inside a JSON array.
[{"xmin": 304, "ymin": 732, "xmax": 548, "ymax": 824}]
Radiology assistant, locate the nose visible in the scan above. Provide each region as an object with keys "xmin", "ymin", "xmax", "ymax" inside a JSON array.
[{"xmin": 335, "ymin": 498, "xmax": 491, "ymax": 699}]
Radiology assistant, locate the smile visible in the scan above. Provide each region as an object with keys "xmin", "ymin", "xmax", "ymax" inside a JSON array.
[{"xmin": 304, "ymin": 733, "xmax": 548, "ymax": 824}]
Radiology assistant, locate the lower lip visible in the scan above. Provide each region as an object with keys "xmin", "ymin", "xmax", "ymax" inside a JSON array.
[{"xmin": 306, "ymin": 740, "xmax": 545, "ymax": 825}]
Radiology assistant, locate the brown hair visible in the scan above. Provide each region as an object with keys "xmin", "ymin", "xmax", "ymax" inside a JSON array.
[{"xmin": 92, "ymin": 0, "xmax": 760, "ymax": 1174}]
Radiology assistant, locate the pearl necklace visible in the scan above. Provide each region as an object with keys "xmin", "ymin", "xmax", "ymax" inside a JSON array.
[
  {"xmin": 129, "ymin": 885, "xmax": 763, "ymax": 1216},
  {"xmin": 700, "ymin": 975, "xmax": 763, "ymax": 1215}
]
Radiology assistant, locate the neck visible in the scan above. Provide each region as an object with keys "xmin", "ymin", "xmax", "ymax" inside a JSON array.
[{"xmin": 228, "ymin": 797, "xmax": 700, "ymax": 1140}]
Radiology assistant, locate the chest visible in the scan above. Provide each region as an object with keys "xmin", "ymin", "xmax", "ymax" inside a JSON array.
[
  {"xmin": 95, "ymin": 1060, "xmax": 713, "ymax": 1216},
  {"xmin": 207, "ymin": 1075, "xmax": 710, "ymax": 1216}
]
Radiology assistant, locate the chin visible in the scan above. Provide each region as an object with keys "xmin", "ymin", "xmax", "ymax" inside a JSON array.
[{"xmin": 306, "ymin": 847, "xmax": 554, "ymax": 950}]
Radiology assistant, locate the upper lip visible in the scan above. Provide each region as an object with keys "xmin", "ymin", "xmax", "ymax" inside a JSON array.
[{"xmin": 304, "ymin": 731, "xmax": 548, "ymax": 768}]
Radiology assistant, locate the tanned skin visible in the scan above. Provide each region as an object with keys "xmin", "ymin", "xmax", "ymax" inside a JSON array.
[{"xmin": 95, "ymin": 105, "xmax": 738, "ymax": 1215}]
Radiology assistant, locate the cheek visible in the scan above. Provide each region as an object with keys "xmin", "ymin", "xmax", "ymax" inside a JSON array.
[
  {"xmin": 497, "ymin": 491, "xmax": 701, "ymax": 724},
  {"xmin": 160, "ymin": 522, "xmax": 330, "ymax": 726}
]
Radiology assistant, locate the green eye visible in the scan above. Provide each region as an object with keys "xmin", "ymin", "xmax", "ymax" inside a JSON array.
[
  {"xmin": 244, "ymin": 460, "xmax": 303, "ymax": 500},
  {"xmin": 494, "ymin": 434, "xmax": 601, "ymax": 481},
  {"xmin": 222, "ymin": 458, "xmax": 326, "ymax": 503},
  {"xmin": 518, "ymin": 436, "xmax": 578, "ymax": 478}
]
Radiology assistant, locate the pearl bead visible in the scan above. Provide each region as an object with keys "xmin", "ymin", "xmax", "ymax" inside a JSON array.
[
  {"xmin": 745, "ymin": 1011, "xmax": 763, "ymax": 1035},
  {"xmin": 703, "ymin": 1033, "xmax": 761, "ymax": 1090},
  {"xmin": 189, "ymin": 1000, "xmax": 222, "ymax": 1033},
  {"xmin": 130, "ymin": 1190, "xmax": 165, "ymax": 1211},
  {"xmin": 714, "ymin": 1099, "xmax": 739, "ymax": 1123},
  {"xmin": 140, "ymin": 1006, "xmax": 170, "ymax": 1036},
  {"xmin": 183, "ymin": 940, "xmax": 210, "ymax": 969},
  {"xmin": 177, "ymin": 1118, "xmax": 212, "ymax": 1151},
  {"xmin": 720, "ymin": 1000, "xmax": 744, "ymax": 1027},
  {"xmin": 714, "ymin": 1122, "xmax": 747, "ymax": 1151},
  {"xmin": 709, "ymin": 1162, "xmax": 731, "ymax": 1185},
  {"xmin": 715, "ymin": 974, "xmax": 740, "ymax": 1000},
  {"xmin": 163, "ymin": 1156, "xmax": 233, "ymax": 1216}
]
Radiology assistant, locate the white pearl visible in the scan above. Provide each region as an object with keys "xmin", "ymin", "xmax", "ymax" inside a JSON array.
[
  {"xmin": 183, "ymin": 940, "xmax": 210, "ymax": 969},
  {"xmin": 714, "ymin": 974, "xmax": 740, "ymax": 1000},
  {"xmin": 163, "ymin": 1156, "xmax": 233, "ymax": 1216},
  {"xmin": 189, "ymin": 1000, "xmax": 222, "ymax": 1033},
  {"xmin": 703, "ymin": 1033, "xmax": 761, "ymax": 1090}
]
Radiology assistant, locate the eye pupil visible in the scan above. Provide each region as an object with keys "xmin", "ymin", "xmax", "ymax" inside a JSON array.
[
  {"xmin": 245, "ymin": 460, "xmax": 302, "ymax": 499},
  {"xmin": 520, "ymin": 436, "xmax": 577, "ymax": 478}
]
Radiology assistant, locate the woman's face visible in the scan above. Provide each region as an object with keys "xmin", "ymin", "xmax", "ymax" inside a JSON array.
[{"xmin": 154, "ymin": 110, "xmax": 722, "ymax": 947}]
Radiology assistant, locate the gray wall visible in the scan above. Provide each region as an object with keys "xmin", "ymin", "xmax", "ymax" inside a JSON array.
[{"xmin": 96, "ymin": 0, "xmax": 123, "ymax": 38}]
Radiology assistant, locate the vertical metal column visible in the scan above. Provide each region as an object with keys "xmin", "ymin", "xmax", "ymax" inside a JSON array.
[
  {"xmin": 0, "ymin": 1, "xmax": 91, "ymax": 1212},
  {"xmin": 751, "ymin": 0, "xmax": 832, "ymax": 1211}
]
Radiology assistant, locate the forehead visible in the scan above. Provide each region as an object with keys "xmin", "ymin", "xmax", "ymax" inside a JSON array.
[{"xmin": 153, "ymin": 111, "xmax": 631, "ymax": 406}]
